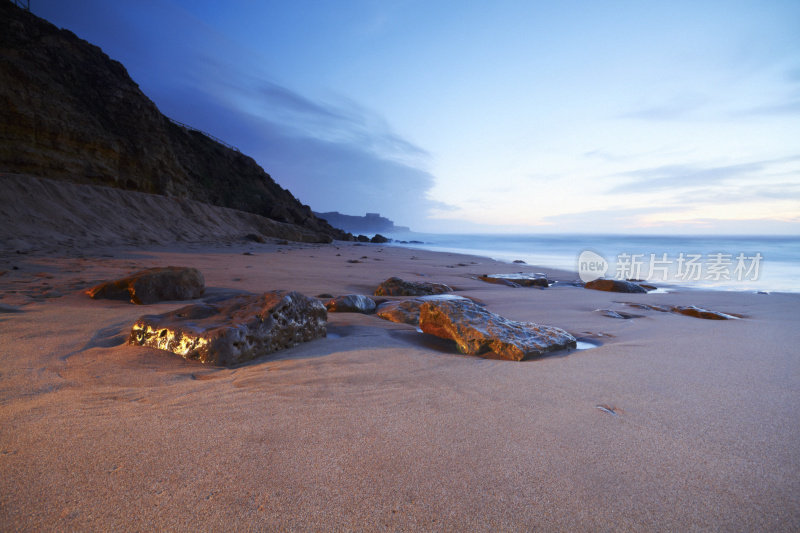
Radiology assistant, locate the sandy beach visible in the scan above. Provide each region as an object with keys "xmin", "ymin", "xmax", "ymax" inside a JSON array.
[{"xmin": 1, "ymin": 240, "xmax": 798, "ymax": 531}]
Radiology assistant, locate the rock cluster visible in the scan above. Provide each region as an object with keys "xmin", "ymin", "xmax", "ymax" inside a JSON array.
[
  {"xmin": 374, "ymin": 277, "xmax": 453, "ymax": 297},
  {"xmin": 86, "ymin": 267, "xmax": 204, "ymax": 305},
  {"xmin": 128, "ymin": 291, "xmax": 327, "ymax": 366}
]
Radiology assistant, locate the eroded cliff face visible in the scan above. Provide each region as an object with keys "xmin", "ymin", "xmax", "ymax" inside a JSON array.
[{"xmin": 0, "ymin": 2, "xmax": 349, "ymax": 241}]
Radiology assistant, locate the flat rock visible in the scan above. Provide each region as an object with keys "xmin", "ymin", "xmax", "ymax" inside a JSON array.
[
  {"xmin": 585, "ymin": 279, "xmax": 647, "ymax": 293},
  {"xmin": 672, "ymin": 305, "xmax": 738, "ymax": 320},
  {"xmin": 376, "ymin": 294, "xmax": 471, "ymax": 326},
  {"xmin": 129, "ymin": 290, "xmax": 327, "ymax": 366},
  {"xmin": 325, "ymin": 294, "xmax": 377, "ymax": 314},
  {"xmin": 418, "ymin": 298, "xmax": 576, "ymax": 361},
  {"xmin": 478, "ymin": 273, "xmax": 548, "ymax": 287},
  {"xmin": 374, "ymin": 276, "xmax": 453, "ymax": 297},
  {"xmin": 86, "ymin": 266, "xmax": 205, "ymax": 304}
]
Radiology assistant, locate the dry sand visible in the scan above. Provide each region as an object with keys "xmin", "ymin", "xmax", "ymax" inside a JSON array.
[{"xmin": 1, "ymin": 240, "xmax": 798, "ymax": 531}]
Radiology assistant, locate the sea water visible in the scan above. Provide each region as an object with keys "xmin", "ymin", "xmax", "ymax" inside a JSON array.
[{"xmin": 384, "ymin": 233, "xmax": 800, "ymax": 293}]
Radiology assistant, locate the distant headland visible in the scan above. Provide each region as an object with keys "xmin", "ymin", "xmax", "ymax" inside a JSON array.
[{"xmin": 313, "ymin": 211, "xmax": 411, "ymax": 235}]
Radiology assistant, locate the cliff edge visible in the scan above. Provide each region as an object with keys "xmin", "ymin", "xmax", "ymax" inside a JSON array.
[{"xmin": 0, "ymin": 2, "xmax": 349, "ymax": 242}]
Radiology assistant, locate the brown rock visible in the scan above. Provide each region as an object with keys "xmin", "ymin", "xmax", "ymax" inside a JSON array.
[
  {"xmin": 128, "ymin": 291, "xmax": 327, "ymax": 366},
  {"xmin": 672, "ymin": 306, "xmax": 738, "ymax": 320},
  {"xmin": 418, "ymin": 298, "xmax": 576, "ymax": 361},
  {"xmin": 376, "ymin": 294, "xmax": 471, "ymax": 326},
  {"xmin": 86, "ymin": 266, "xmax": 204, "ymax": 304},
  {"xmin": 584, "ymin": 279, "xmax": 647, "ymax": 293},
  {"xmin": 325, "ymin": 294, "xmax": 377, "ymax": 314},
  {"xmin": 374, "ymin": 277, "xmax": 453, "ymax": 297}
]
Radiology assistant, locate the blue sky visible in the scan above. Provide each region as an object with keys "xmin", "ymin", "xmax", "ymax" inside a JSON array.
[{"xmin": 32, "ymin": 0, "xmax": 800, "ymax": 234}]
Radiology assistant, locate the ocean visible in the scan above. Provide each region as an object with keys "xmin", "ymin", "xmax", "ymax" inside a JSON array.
[{"xmin": 384, "ymin": 233, "xmax": 800, "ymax": 293}]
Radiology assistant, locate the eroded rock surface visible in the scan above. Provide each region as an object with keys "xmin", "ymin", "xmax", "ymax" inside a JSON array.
[
  {"xmin": 128, "ymin": 291, "xmax": 327, "ymax": 365},
  {"xmin": 374, "ymin": 277, "xmax": 453, "ymax": 297},
  {"xmin": 478, "ymin": 273, "xmax": 549, "ymax": 288},
  {"xmin": 325, "ymin": 294, "xmax": 377, "ymax": 314},
  {"xmin": 86, "ymin": 266, "xmax": 204, "ymax": 304},
  {"xmin": 376, "ymin": 294, "xmax": 471, "ymax": 326},
  {"xmin": 418, "ymin": 298, "xmax": 576, "ymax": 361},
  {"xmin": 585, "ymin": 279, "xmax": 648, "ymax": 293}
]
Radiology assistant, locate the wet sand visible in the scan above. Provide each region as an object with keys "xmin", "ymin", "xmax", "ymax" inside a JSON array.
[{"xmin": 1, "ymin": 241, "xmax": 798, "ymax": 531}]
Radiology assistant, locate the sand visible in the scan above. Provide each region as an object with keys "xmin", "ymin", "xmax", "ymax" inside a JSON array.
[{"xmin": 1, "ymin": 240, "xmax": 798, "ymax": 531}]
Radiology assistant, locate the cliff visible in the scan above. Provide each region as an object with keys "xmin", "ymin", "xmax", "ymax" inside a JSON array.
[{"xmin": 0, "ymin": 2, "xmax": 349, "ymax": 242}]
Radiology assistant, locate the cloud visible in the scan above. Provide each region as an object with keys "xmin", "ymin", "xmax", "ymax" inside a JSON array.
[
  {"xmin": 607, "ymin": 156, "xmax": 800, "ymax": 194},
  {"xmin": 33, "ymin": 0, "xmax": 441, "ymax": 228},
  {"xmin": 618, "ymin": 94, "xmax": 709, "ymax": 121},
  {"xmin": 737, "ymin": 97, "xmax": 800, "ymax": 117}
]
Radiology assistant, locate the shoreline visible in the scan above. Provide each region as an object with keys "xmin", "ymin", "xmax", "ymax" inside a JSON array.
[{"xmin": 1, "ymin": 240, "xmax": 799, "ymax": 530}]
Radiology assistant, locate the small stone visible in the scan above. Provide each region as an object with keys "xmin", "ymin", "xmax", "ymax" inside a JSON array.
[
  {"xmin": 244, "ymin": 233, "xmax": 266, "ymax": 243},
  {"xmin": 86, "ymin": 266, "xmax": 205, "ymax": 304},
  {"xmin": 672, "ymin": 305, "xmax": 737, "ymax": 320},
  {"xmin": 584, "ymin": 279, "xmax": 647, "ymax": 293},
  {"xmin": 513, "ymin": 259, "xmax": 526, "ymax": 264},
  {"xmin": 374, "ymin": 277, "xmax": 453, "ymax": 297},
  {"xmin": 478, "ymin": 273, "xmax": 548, "ymax": 287},
  {"xmin": 325, "ymin": 294, "xmax": 377, "ymax": 314},
  {"xmin": 595, "ymin": 309, "xmax": 641, "ymax": 319}
]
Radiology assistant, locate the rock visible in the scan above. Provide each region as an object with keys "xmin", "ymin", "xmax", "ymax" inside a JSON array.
[
  {"xmin": 595, "ymin": 309, "xmax": 642, "ymax": 319},
  {"xmin": 317, "ymin": 293, "xmax": 334, "ymax": 299},
  {"xmin": 639, "ymin": 284, "xmax": 658, "ymax": 291},
  {"xmin": 244, "ymin": 233, "xmax": 265, "ymax": 243},
  {"xmin": 356, "ymin": 235, "xmax": 370, "ymax": 242},
  {"xmin": 478, "ymin": 273, "xmax": 548, "ymax": 288},
  {"xmin": 128, "ymin": 291, "xmax": 327, "ymax": 366},
  {"xmin": 418, "ymin": 298, "xmax": 576, "ymax": 361},
  {"xmin": 623, "ymin": 302, "xmax": 671, "ymax": 312},
  {"xmin": 0, "ymin": 303, "xmax": 23, "ymax": 313},
  {"xmin": 376, "ymin": 294, "xmax": 471, "ymax": 326},
  {"xmin": 584, "ymin": 279, "xmax": 647, "ymax": 293},
  {"xmin": 672, "ymin": 305, "xmax": 738, "ymax": 320},
  {"xmin": 86, "ymin": 266, "xmax": 204, "ymax": 304},
  {"xmin": 374, "ymin": 277, "xmax": 453, "ymax": 297},
  {"xmin": 325, "ymin": 294, "xmax": 377, "ymax": 314},
  {"xmin": 513, "ymin": 259, "xmax": 526, "ymax": 264},
  {"xmin": 370, "ymin": 234, "xmax": 390, "ymax": 243}
]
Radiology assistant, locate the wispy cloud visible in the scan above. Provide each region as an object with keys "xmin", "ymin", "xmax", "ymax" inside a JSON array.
[
  {"xmin": 607, "ymin": 156, "xmax": 800, "ymax": 194},
  {"xmin": 618, "ymin": 94, "xmax": 709, "ymax": 121}
]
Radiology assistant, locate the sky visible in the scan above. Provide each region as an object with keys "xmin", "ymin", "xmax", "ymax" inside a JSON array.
[{"xmin": 31, "ymin": 0, "xmax": 800, "ymax": 234}]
